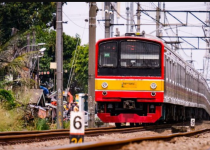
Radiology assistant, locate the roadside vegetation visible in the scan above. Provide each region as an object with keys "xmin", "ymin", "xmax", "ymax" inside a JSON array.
[{"xmin": 0, "ymin": 2, "xmax": 89, "ymax": 131}]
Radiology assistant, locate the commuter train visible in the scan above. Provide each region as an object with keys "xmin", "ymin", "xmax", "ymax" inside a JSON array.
[{"xmin": 95, "ymin": 32, "xmax": 210, "ymax": 127}]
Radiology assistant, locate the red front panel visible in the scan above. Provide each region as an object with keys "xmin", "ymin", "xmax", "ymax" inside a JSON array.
[
  {"xmin": 98, "ymin": 106, "xmax": 162, "ymax": 123},
  {"xmin": 95, "ymin": 91, "xmax": 164, "ymax": 103}
]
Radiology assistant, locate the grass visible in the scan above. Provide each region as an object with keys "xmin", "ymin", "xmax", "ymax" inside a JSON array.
[
  {"xmin": 0, "ymin": 106, "xmax": 24, "ymax": 131},
  {"xmin": 0, "ymin": 88, "xmax": 72, "ymax": 131},
  {"xmin": 63, "ymin": 121, "xmax": 70, "ymax": 129},
  {"xmin": 34, "ymin": 118, "xmax": 50, "ymax": 130}
]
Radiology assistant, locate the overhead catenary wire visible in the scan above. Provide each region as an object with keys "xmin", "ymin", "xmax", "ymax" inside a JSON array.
[
  {"xmin": 110, "ymin": 2, "xmax": 134, "ymax": 22},
  {"xmin": 63, "ymin": 11, "xmax": 88, "ymax": 29},
  {"xmin": 164, "ymin": 14, "xmax": 191, "ymax": 58},
  {"xmin": 150, "ymin": 2, "xmax": 157, "ymax": 9},
  {"xmin": 98, "ymin": 21, "xmax": 104, "ymax": 31},
  {"xmin": 143, "ymin": 2, "xmax": 205, "ymax": 59}
]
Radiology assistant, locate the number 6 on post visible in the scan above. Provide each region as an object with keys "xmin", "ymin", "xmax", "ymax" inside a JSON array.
[{"xmin": 70, "ymin": 111, "xmax": 85, "ymax": 143}]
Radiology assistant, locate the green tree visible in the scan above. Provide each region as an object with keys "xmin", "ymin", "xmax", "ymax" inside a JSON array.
[
  {"xmin": 69, "ymin": 44, "xmax": 89, "ymax": 93},
  {"xmin": 0, "ymin": 2, "xmax": 56, "ymax": 45},
  {"xmin": 35, "ymin": 28, "xmax": 81, "ymax": 89},
  {"xmin": 0, "ymin": 31, "xmax": 39, "ymax": 89}
]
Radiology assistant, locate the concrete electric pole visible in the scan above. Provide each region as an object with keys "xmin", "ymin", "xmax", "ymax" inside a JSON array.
[
  {"xmin": 203, "ymin": 2, "xmax": 210, "ymax": 80},
  {"xmin": 130, "ymin": 2, "xmax": 134, "ymax": 33},
  {"xmin": 110, "ymin": 3, "xmax": 115, "ymax": 37},
  {"xmin": 27, "ymin": 33, "xmax": 30, "ymax": 53},
  {"xmin": 126, "ymin": 2, "xmax": 129, "ymax": 33},
  {"xmin": 32, "ymin": 30, "xmax": 36, "ymax": 51},
  {"xmin": 88, "ymin": 2, "xmax": 97, "ymax": 128},
  {"xmin": 136, "ymin": 3, "xmax": 141, "ymax": 32},
  {"xmin": 105, "ymin": 2, "xmax": 110, "ymax": 38},
  {"xmin": 56, "ymin": 2, "xmax": 63, "ymax": 129},
  {"xmin": 27, "ymin": 33, "xmax": 31, "ymax": 81},
  {"xmin": 156, "ymin": 2, "xmax": 161, "ymax": 37}
]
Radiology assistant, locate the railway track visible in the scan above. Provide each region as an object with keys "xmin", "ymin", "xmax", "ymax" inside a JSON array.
[
  {"xmin": 42, "ymin": 128, "xmax": 210, "ymax": 150},
  {"xmin": 0, "ymin": 126, "xmax": 115, "ymax": 136},
  {"xmin": 0, "ymin": 124, "xmax": 173, "ymax": 145}
]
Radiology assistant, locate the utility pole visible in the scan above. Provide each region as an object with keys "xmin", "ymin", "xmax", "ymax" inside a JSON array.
[
  {"xmin": 27, "ymin": 33, "xmax": 30, "ymax": 53},
  {"xmin": 116, "ymin": 2, "xmax": 120, "ymax": 24},
  {"xmin": 115, "ymin": 28, "xmax": 120, "ymax": 36},
  {"xmin": 32, "ymin": 30, "xmax": 36, "ymax": 51},
  {"xmin": 175, "ymin": 25, "xmax": 179, "ymax": 51},
  {"xmin": 136, "ymin": 2, "xmax": 141, "ymax": 32},
  {"xmin": 27, "ymin": 33, "xmax": 31, "ymax": 81},
  {"xmin": 88, "ymin": 2, "xmax": 97, "ymax": 128},
  {"xmin": 204, "ymin": 2, "xmax": 210, "ymax": 78},
  {"xmin": 126, "ymin": 2, "xmax": 129, "ymax": 33},
  {"xmin": 156, "ymin": 2, "xmax": 161, "ymax": 37},
  {"xmin": 37, "ymin": 56, "xmax": 40, "ymax": 87},
  {"xmin": 56, "ymin": 2, "xmax": 63, "ymax": 129},
  {"xmin": 32, "ymin": 30, "xmax": 36, "ymax": 88},
  {"xmin": 130, "ymin": 2, "xmax": 134, "ymax": 32},
  {"xmin": 105, "ymin": 2, "xmax": 110, "ymax": 38},
  {"xmin": 110, "ymin": 3, "xmax": 114, "ymax": 37}
]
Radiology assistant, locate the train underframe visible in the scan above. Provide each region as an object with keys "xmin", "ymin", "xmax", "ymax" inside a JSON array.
[{"xmin": 96, "ymin": 101, "xmax": 210, "ymax": 127}]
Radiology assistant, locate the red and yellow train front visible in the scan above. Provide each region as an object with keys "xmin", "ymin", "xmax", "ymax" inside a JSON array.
[{"xmin": 95, "ymin": 36, "xmax": 165, "ymax": 123}]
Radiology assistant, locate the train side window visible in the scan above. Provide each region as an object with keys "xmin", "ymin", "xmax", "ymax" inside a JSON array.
[
  {"xmin": 168, "ymin": 59, "xmax": 170, "ymax": 81},
  {"xmin": 187, "ymin": 73, "xmax": 189, "ymax": 88},
  {"xmin": 179, "ymin": 64, "xmax": 181, "ymax": 84},
  {"xmin": 170, "ymin": 60, "xmax": 172, "ymax": 81},
  {"xmin": 173, "ymin": 61, "xmax": 176, "ymax": 83},
  {"xmin": 167, "ymin": 58, "xmax": 170, "ymax": 80},
  {"xmin": 166, "ymin": 57, "xmax": 168, "ymax": 80},
  {"xmin": 180, "ymin": 66, "xmax": 182, "ymax": 85}
]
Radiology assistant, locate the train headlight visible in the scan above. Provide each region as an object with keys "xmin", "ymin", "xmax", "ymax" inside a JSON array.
[
  {"xmin": 101, "ymin": 82, "xmax": 108, "ymax": 89},
  {"xmin": 150, "ymin": 83, "xmax": 157, "ymax": 89}
]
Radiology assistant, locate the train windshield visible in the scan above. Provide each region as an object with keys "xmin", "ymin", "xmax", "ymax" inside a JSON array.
[
  {"xmin": 120, "ymin": 41, "xmax": 160, "ymax": 68},
  {"xmin": 98, "ymin": 42, "xmax": 117, "ymax": 67},
  {"xmin": 98, "ymin": 40, "xmax": 162, "ymax": 77}
]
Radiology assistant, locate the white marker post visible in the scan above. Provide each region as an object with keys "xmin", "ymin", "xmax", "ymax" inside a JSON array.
[
  {"xmin": 70, "ymin": 111, "xmax": 85, "ymax": 143},
  {"xmin": 190, "ymin": 118, "xmax": 195, "ymax": 131}
]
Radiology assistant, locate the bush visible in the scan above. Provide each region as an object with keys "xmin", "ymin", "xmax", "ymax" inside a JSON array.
[
  {"xmin": 0, "ymin": 89, "xmax": 15, "ymax": 103},
  {"xmin": 95, "ymin": 117, "xmax": 104, "ymax": 127},
  {"xmin": 0, "ymin": 89, "xmax": 16, "ymax": 109},
  {"xmin": 63, "ymin": 121, "xmax": 70, "ymax": 129},
  {"xmin": 34, "ymin": 118, "xmax": 50, "ymax": 130},
  {"xmin": 0, "ymin": 106, "xmax": 24, "ymax": 131}
]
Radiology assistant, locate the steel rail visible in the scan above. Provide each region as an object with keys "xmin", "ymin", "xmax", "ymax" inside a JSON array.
[
  {"xmin": 0, "ymin": 124, "xmax": 172, "ymax": 144},
  {"xmin": 42, "ymin": 128, "xmax": 210, "ymax": 150},
  {"xmin": 0, "ymin": 126, "xmax": 116, "ymax": 136}
]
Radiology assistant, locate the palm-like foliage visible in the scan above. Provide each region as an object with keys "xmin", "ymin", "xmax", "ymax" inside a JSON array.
[{"xmin": 0, "ymin": 30, "xmax": 39, "ymax": 89}]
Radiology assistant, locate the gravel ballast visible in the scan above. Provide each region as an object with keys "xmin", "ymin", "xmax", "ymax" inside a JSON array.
[{"xmin": 0, "ymin": 121, "xmax": 210, "ymax": 150}]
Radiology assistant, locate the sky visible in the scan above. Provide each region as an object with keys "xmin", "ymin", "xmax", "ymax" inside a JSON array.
[{"xmin": 62, "ymin": 2, "xmax": 209, "ymax": 74}]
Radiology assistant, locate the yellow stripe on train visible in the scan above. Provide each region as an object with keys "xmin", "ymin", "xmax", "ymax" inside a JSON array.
[{"xmin": 95, "ymin": 79, "xmax": 164, "ymax": 91}]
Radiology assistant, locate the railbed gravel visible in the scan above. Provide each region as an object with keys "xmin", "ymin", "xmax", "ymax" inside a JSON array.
[{"xmin": 1, "ymin": 121, "xmax": 210, "ymax": 150}]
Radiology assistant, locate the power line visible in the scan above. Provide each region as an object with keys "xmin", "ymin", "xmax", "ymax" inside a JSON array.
[
  {"xmin": 179, "ymin": 44, "xmax": 191, "ymax": 58},
  {"xmin": 63, "ymin": 11, "xmax": 88, "ymax": 29},
  {"xmin": 150, "ymin": 2, "xmax": 157, "ymax": 9},
  {"xmin": 97, "ymin": 21, "xmax": 104, "ymax": 31},
  {"xmin": 110, "ymin": 2, "xmax": 133, "ymax": 22}
]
